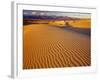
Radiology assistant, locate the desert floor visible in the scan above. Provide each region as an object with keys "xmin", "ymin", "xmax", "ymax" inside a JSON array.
[{"xmin": 23, "ymin": 24, "xmax": 90, "ymax": 69}]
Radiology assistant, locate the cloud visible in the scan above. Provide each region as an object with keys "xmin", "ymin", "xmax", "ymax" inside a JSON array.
[{"xmin": 23, "ymin": 10, "xmax": 91, "ymax": 18}]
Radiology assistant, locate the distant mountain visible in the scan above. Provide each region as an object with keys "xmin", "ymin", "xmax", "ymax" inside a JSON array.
[{"xmin": 23, "ymin": 15, "xmax": 81, "ymax": 20}]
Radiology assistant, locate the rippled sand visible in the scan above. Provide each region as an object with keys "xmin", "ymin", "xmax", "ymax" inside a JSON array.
[{"xmin": 23, "ymin": 24, "xmax": 90, "ymax": 69}]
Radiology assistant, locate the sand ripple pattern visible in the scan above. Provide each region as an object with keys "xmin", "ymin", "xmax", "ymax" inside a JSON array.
[{"xmin": 23, "ymin": 24, "xmax": 90, "ymax": 69}]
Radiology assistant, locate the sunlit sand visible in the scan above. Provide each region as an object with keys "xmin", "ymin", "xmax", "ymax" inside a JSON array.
[{"xmin": 23, "ymin": 23, "xmax": 90, "ymax": 69}]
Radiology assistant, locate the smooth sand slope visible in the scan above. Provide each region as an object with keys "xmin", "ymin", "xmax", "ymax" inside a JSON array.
[{"xmin": 23, "ymin": 24, "xmax": 90, "ymax": 69}]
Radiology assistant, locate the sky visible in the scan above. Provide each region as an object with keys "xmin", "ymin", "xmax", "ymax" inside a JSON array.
[{"xmin": 23, "ymin": 10, "xmax": 91, "ymax": 19}]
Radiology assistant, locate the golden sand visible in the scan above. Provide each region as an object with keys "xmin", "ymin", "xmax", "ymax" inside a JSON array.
[
  {"xmin": 67, "ymin": 19, "xmax": 91, "ymax": 28},
  {"xmin": 23, "ymin": 24, "xmax": 90, "ymax": 69},
  {"xmin": 49, "ymin": 19, "xmax": 91, "ymax": 28}
]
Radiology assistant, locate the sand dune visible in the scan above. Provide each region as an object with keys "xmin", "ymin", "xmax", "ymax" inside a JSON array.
[{"xmin": 23, "ymin": 24, "xmax": 90, "ymax": 69}]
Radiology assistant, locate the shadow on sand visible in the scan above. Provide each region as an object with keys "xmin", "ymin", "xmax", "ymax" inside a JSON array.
[{"xmin": 52, "ymin": 24, "xmax": 91, "ymax": 36}]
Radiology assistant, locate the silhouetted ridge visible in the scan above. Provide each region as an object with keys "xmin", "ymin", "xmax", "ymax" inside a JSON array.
[{"xmin": 23, "ymin": 15, "xmax": 81, "ymax": 20}]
